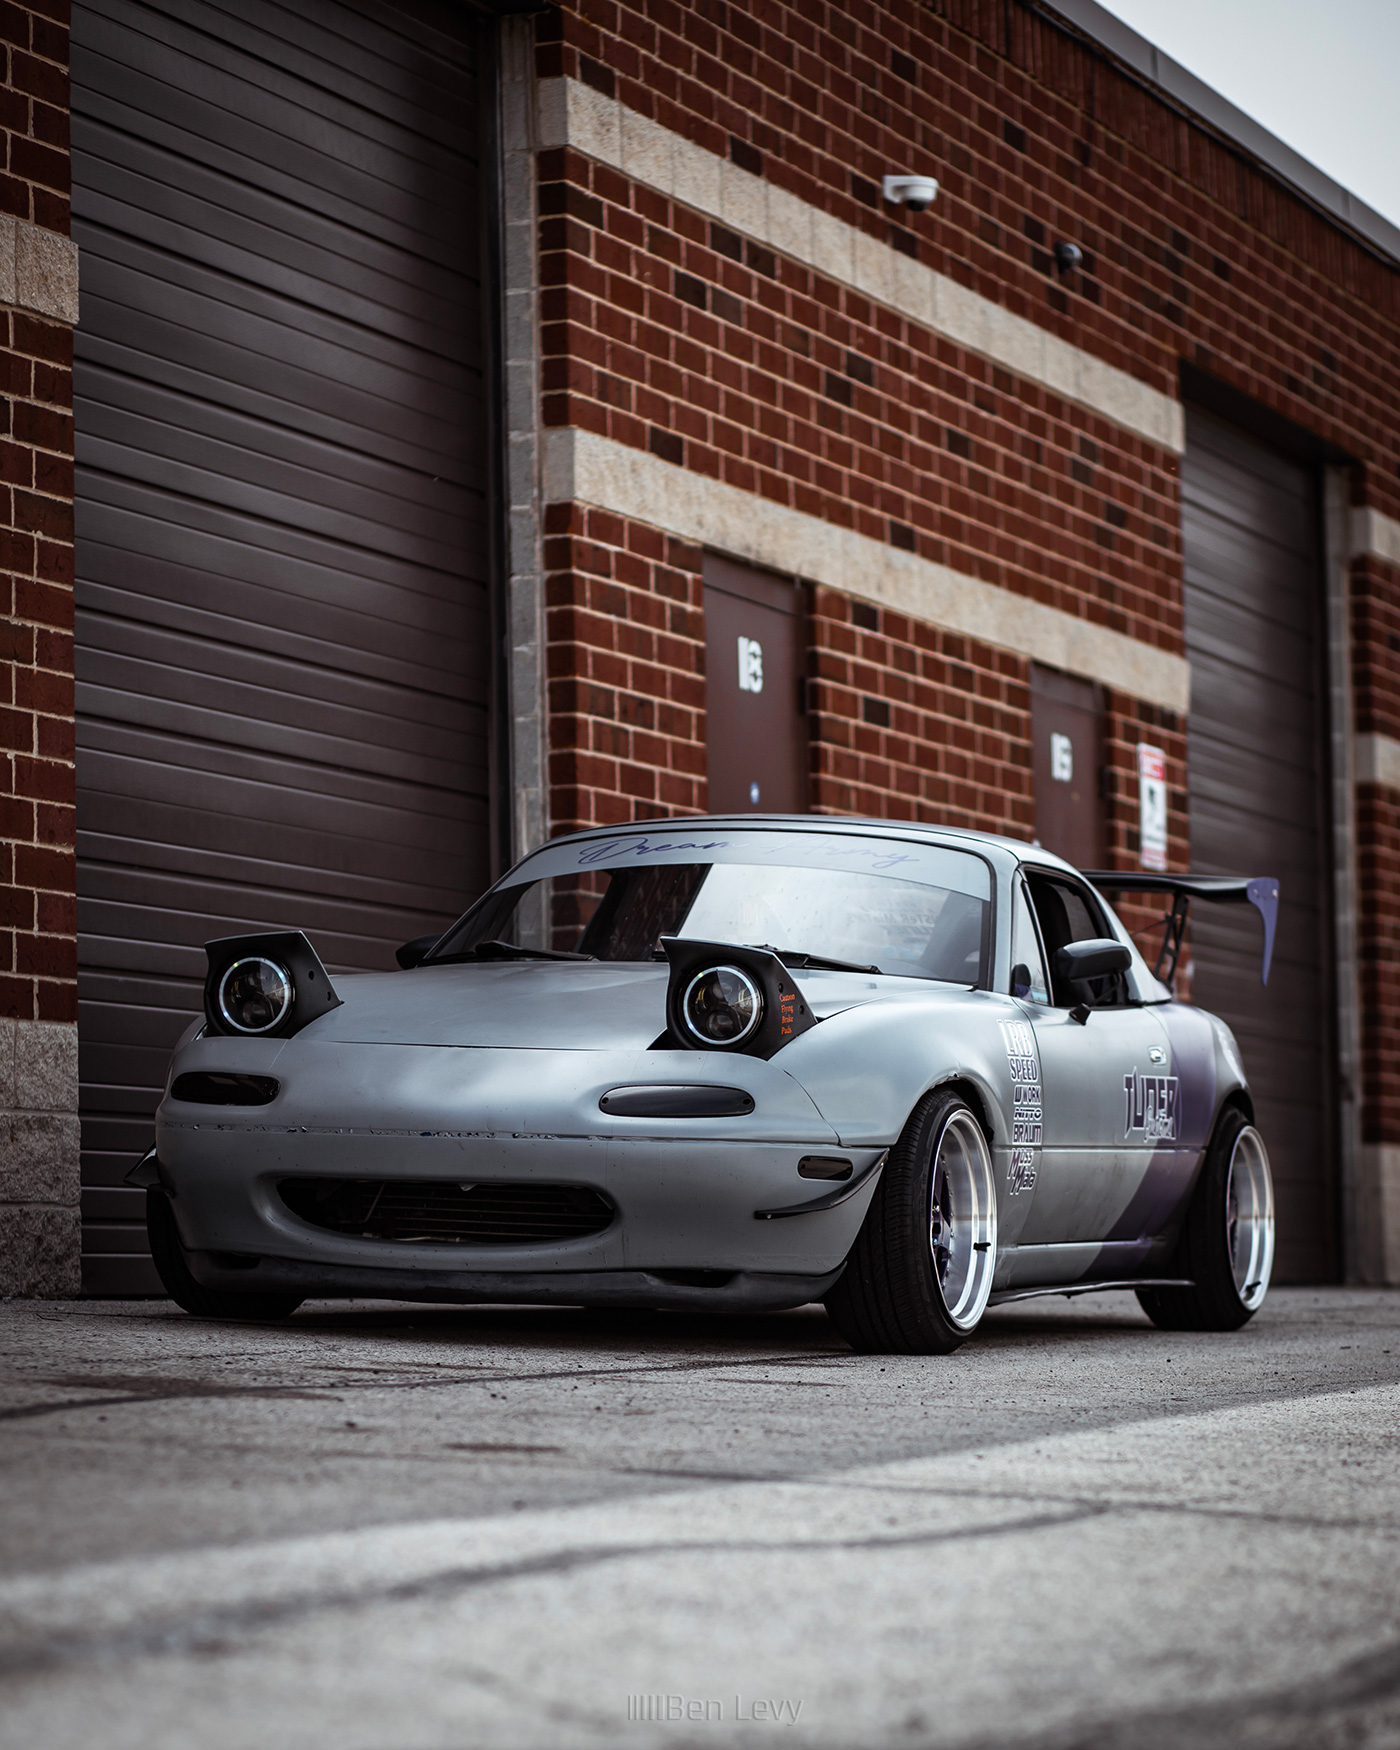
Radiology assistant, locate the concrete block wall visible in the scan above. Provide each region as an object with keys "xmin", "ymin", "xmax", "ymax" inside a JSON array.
[
  {"xmin": 0, "ymin": 0, "xmax": 79, "ymax": 1297},
  {"xmin": 0, "ymin": 1015, "xmax": 78, "ymax": 1294}
]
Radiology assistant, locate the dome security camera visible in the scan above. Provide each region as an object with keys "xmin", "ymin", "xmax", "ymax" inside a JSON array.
[{"xmin": 883, "ymin": 174, "xmax": 939, "ymax": 213}]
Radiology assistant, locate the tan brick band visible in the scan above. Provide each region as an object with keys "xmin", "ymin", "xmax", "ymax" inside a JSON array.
[
  {"xmin": 540, "ymin": 77, "xmax": 1183, "ymax": 456},
  {"xmin": 546, "ymin": 426, "xmax": 1191, "ymax": 713}
]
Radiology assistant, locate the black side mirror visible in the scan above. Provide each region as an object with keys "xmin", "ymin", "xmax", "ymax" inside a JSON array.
[
  {"xmin": 396, "ymin": 933, "xmax": 441, "ymax": 970},
  {"xmin": 1053, "ymin": 938, "xmax": 1132, "ymax": 981}
]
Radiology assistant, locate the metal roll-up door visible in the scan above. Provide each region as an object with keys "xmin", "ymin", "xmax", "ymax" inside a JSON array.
[
  {"xmin": 73, "ymin": 0, "xmax": 494, "ymax": 1291},
  {"xmin": 1182, "ymin": 407, "xmax": 1336, "ymax": 1282}
]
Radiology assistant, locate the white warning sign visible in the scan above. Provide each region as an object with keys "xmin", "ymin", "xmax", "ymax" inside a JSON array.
[{"xmin": 1137, "ymin": 742, "xmax": 1168, "ymax": 872}]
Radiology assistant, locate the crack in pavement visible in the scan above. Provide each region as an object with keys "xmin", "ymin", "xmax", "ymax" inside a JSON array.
[
  {"xmin": 0, "ymin": 1386, "xmax": 341, "ymax": 1422},
  {"xmin": 0, "ymin": 1504, "xmax": 1110, "ymax": 1680},
  {"xmin": 0, "ymin": 1351, "xmax": 858, "ymax": 1423}
]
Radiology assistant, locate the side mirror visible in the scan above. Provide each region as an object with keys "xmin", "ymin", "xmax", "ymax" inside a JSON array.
[
  {"xmin": 1053, "ymin": 938, "xmax": 1132, "ymax": 981},
  {"xmin": 396, "ymin": 933, "xmax": 441, "ymax": 970}
]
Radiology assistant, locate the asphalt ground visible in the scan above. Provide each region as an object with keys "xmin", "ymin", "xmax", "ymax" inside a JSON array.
[{"xmin": 0, "ymin": 1287, "xmax": 1398, "ymax": 1750}]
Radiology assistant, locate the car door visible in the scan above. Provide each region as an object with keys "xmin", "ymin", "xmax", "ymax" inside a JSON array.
[{"xmin": 1011, "ymin": 869, "xmax": 1171, "ymax": 1246}]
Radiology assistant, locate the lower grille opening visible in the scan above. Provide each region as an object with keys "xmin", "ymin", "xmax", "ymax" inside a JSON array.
[{"xmin": 278, "ymin": 1178, "xmax": 615, "ymax": 1245}]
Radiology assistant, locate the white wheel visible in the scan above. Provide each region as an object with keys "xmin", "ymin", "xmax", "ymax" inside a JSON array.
[{"xmin": 929, "ymin": 1107, "xmax": 998, "ymax": 1330}]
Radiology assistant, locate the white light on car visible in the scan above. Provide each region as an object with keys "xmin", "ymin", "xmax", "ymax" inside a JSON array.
[
  {"xmin": 681, "ymin": 966, "xmax": 762, "ymax": 1046},
  {"xmin": 218, "ymin": 957, "xmax": 293, "ymax": 1034}
]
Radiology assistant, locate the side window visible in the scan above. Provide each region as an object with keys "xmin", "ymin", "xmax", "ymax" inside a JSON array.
[
  {"xmin": 1009, "ymin": 881, "xmax": 1050, "ymax": 1004},
  {"xmin": 1025, "ymin": 872, "xmax": 1128, "ymax": 1008}
]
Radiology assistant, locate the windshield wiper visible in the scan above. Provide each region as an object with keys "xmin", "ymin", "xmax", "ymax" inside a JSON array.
[
  {"xmin": 772, "ymin": 948, "xmax": 882, "ymax": 975},
  {"xmin": 431, "ymin": 939, "xmax": 597, "ymax": 964}
]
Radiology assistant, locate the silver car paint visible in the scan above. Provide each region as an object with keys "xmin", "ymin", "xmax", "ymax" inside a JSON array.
[{"xmin": 153, "ymin": 816, "xmax": 1250, "ymax": 1307}]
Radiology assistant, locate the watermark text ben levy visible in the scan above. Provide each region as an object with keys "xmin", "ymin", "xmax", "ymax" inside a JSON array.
[{"xmin": 627, "ymin": 1694, "xmax": 804, "ymax": 1724}]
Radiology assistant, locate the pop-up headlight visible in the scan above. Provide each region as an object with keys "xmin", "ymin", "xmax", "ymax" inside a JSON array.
[
  {"xmin": 681, "ymin": 966, "xmax": 763, "ymax": 1046},
  {"xmin": 202, "ymin": 931, "xmax": 341, "ymax": 1039},
  {"xmin": 218, "ymin": 956, "xmax": 293, "ymax": 1035},
  {"xmin": 662, "ymin": 938, "xmax": 817, "ymax": 1059}
]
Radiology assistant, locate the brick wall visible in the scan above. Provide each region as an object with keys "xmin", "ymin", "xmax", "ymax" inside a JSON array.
[
  {"xmin": 545, "ymin": 505, "xmax": 708, "ymax": 832},
  {"xmin": 2, "ymin": 305, "xmax": 74, "ymax": 1029},
  {"xmin": 536, "ymin": 0, "xmax": 1400, "ymax": 514},
  {"xmin": 0, "ymin": 0, "xmax": 78, "ymax": 1297},
  {"xmin": 537, "ymin": 142, "xmax": 1183, "ymax": 666}
]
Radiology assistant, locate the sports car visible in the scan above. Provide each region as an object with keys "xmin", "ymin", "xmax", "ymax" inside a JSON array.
[{"xmin": 130, "ymin": 816, "xmax": 1279, "ymax": 1353}]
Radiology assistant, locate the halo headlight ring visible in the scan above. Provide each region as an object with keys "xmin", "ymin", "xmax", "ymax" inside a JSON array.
[
  {"xmin": 217, "ymin": 956, "xmax": 294, "ymax": 1035},
  {"xmin": 680, "ymin": 965, "xmax": 763, "ymax": 1048}
]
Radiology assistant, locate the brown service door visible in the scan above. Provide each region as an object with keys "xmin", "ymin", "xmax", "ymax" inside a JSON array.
[
  {"xmin": 703, "ymin": 557, "xmax": 809, "ymax": 814},
  {"xmin": 1030, "ymin": 665, "xmax": 1106, "ymax": 868}
]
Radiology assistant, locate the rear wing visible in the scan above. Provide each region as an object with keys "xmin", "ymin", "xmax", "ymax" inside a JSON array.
[{"xmin": 1082, "ymin": 873, "xmax": 1279, "ymax": 990}]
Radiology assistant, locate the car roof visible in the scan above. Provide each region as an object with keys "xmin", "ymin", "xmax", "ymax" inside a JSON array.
[{"xmin": 527, "ymin": 815, "xmax": 1086, "ymax": 882}]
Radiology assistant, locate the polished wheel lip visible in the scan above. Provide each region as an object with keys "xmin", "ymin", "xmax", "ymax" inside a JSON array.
[
  {"xmin": 1226, "ymin": 1123, "xmax": 1274, "ymax": 1312},
  {"xmin": 217, "ymin": 956, "xmax": 293, "ymax": 1035},
  {"xmin": 680, "ymin": 965, "xmax": 763, "ymax": 1046},
  {"xmin": 928, "ymin": 1107, "xmax": 998, "ymax": 1330}
]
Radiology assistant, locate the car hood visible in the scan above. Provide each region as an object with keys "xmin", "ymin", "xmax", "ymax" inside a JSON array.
[{"xmin": 301, "ymin": 960, "xmax": 898, "ymax": 1050}]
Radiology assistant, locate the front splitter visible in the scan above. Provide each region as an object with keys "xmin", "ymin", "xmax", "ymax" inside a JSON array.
[{"xmin": 186, "ymin": 1250, "xmax": 846, "ymax": 1312}]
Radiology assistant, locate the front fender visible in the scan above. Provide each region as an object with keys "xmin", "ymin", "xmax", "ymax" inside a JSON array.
[{"xmin": 776, "ymin": 988, "xmax": 1019, "ymax": 1150}]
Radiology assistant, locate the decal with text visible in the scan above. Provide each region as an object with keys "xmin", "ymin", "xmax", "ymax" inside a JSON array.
[
  {"xmin": 1000, "ymin": 1019, "xmax": 1041, "ymax": 1192},
  {"xmin": 1124, "ymin": 1068, "xmax": 1179, "ymax": 1141}
]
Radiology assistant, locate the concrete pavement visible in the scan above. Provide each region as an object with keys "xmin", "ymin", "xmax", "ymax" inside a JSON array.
[{"xmin": 0, "ymin": 1288, "xmax": 1398, "ymax": 1748}]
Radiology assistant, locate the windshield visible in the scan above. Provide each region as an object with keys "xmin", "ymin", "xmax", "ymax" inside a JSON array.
[{"xmin": 429, "ymin": 835, "xmax": 991, "ymax": 984}]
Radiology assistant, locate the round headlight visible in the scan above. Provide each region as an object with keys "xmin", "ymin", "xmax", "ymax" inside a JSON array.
[
  {"xmin": 218, "ymin": 957, "xmax": 293, "ymax": 1035},
  {"xmin": 681, "ymin": 965, "xmax": 763, "ymax": 1046}
]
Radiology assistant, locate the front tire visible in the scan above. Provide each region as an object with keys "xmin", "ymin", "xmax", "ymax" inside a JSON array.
[
  {"xmin": 825, "ymin": 1089, "xmax": 998, "ymax": 1354},
  {"xmin": 1137, "ymin": 1107, "xmax": 1275, "ymax": 1332},
  {"xmin": 147, "ymin": 1188, "xmax": 303, "ymax": 1321}
]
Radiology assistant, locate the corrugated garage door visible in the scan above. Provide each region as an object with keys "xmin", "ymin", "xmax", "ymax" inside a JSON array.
[
  {"xmin": 1182, "ymin": 407, "xmax": 1336, "ymax": 1282},
  {"xmin": 73, "ymin": 0, "xmax": 494, "ymax": 1292}
]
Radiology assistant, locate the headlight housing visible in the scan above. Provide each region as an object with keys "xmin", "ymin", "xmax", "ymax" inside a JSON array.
[
  {"xmin": 217, "ymin": 957, "xmax": 293, "ymax": 1034},
  {"xmin": 661, "ymin": 937, "xmax": 816, "ymax": 1059},
  {"xmin": 681, "ymin": 966, "xmax": 763, "ymax": 1046},
  {"xmin": 202, "ymin": 930, "xmax": 341, "ymax": 1039}
]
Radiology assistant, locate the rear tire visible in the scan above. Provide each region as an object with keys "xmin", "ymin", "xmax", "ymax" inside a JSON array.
[
  {"xmin": 1137, "ymin": 1107, "xmax": 1274, "ymax": 1332},
  {"xmin": 824, "ymin": 1089, "xmax": 998, "ymax": 1354},
  {"xmin": 147, "ymin": 1188, "xmax": 303, "ymax": 1321}
]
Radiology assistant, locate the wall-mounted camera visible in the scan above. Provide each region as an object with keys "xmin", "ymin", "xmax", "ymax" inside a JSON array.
[{"xmin": 882, "ymin": 174, "xmax": 939, "ymax": 213}]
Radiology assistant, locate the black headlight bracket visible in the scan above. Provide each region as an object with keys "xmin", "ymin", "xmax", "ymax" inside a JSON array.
[
  {"xmin": 660, "ymin": 937, "xmax": 817, "ymax": 1059},
  {"xmin": 202, "ymin": 931, "xmax": 342, "ymax": 1039}
]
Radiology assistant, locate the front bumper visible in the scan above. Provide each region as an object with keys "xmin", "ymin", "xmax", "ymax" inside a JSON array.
[{"xmin": 154, "ymin": 1038, "xmax": 882, "ymax": 1304}]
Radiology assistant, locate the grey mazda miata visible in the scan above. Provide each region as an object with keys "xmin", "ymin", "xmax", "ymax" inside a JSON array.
[{"xmin": 131, "ymin": 816, "xmax": 1279, "ymax": 1353}]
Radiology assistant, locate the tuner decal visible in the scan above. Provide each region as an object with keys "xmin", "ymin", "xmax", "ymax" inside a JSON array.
[{"xmin": 1124, "ymin": 1068, "xmax": 1180, "ymax": 1142}]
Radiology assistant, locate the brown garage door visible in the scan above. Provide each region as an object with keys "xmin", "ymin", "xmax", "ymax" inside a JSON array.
[
  {"xmin": 1181, "ymin": 406, "xmax": 1336, "ymax": 1282},
  {"xmin": 73, "ymin": 0, "xmax": 494, "ymax": 1291}
]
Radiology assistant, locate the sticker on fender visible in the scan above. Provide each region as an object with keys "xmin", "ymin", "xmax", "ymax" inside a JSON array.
[{"xmin": 999, "ymin": 1020, "xmax": 1041, "ymax": 1193}]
